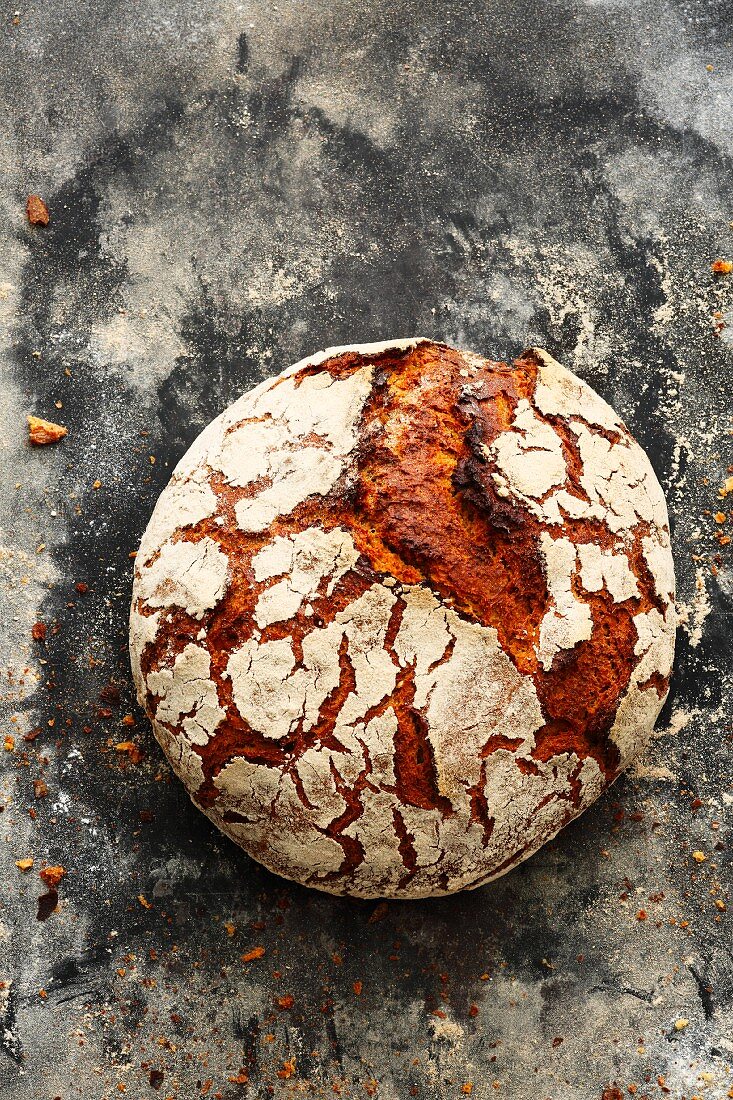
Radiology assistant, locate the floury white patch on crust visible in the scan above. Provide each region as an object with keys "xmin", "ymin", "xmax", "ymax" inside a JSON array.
[
  {"xmin": 530, "ymin": 346, "xmax": 623, "ymax": 432},
  {"xmin": 135, "ymin": 536, "xmax": 229, "ymax": 620},
  {"xmin": 610, "ymin": 607, "xmax": 676, "ymax": 759},
  {"xmin": 489, "ymin": 398, "xmax": 567, "ymax": 499},
  {"xmin": 536, "ymin": 534, "xmax": 594, "ymax": 671},
  {"xmin": 130, "ymin": 339, "xmax": 676, "ymax": 899},
  {"xmin": 136, "ymin": 468, "xmax": 218, "ymax": 568},
  {"xmin": 577, "ymin": 542, "xmax": 640, "ymax": 603},
  {"xmin": 146, "ymin": 643, "xmax": 224, "ymax": 746},
  {"xmin": 224, "ymin": 367, "xmax": 376, "ymax": 532},
  {"xmin": 170, "ymin": 338, "xmax": 428, "ymax": 485}
]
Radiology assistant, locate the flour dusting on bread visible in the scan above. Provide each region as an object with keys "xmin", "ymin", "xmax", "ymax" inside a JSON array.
[{"xmin": 130, "ymin": 339, "xmax": 675, "ymax": 898}]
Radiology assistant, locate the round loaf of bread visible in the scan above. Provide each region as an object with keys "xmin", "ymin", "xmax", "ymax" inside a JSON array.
[{"xmin": 130, "ymin": 339, "xmax": 675, "ymax": 898}]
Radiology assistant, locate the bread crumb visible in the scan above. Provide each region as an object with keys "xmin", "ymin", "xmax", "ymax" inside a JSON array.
[
  {"xmin": 27, "ymin": 415, "xmax": 67, "ymax": 445},
  {"xmin": 692, "ymin": 850, "xmax": 706, "ymax": 863},
  {"xmin": 15, "ymin": 858, "xmax": 34, "ymax": 872},
  {"xmin": 39, "ymin": 865, "xmax": 66, "ymax": 888},
  {"xmin": 711, "ymin": 259, "xmax": 733, "ymax": 275},
  {"xmin": 115, "ymin": 740, "xmax": 144, "ymax": 765},
  {"xmin": 277, "ymin": 1058, "xmax": 296, "ymax": 1080},
  {"xmin": 674, "ymin": 1018, "xmax": 689, "ymax": 1031},
  {"xmin": 241, "ymin": 946, "xmax": 265, "ymax": 962},
  {"xmin": 26, "ymin": 194, "xmax": 50, "ymax": 226}
]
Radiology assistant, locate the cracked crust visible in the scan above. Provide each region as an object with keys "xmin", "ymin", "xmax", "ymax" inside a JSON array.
[{"xmin": 129, "ymin": 339, "xmax": 676, "ymax": 898}]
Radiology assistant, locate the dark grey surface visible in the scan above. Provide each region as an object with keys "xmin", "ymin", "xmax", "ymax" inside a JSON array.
[{"xmin": 1, "ymin": 2, "xmax": 732, "ymax": 1097}]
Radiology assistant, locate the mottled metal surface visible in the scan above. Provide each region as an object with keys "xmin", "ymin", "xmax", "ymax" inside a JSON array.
[{"xmin": 1, "ymin": 2, "xmax": 732, "ymax": 1097}]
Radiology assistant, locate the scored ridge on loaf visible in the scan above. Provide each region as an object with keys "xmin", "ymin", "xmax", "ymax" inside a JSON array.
[{"xmin": 130, "ymin": 339, "xmax": 676, "ymax": 898}]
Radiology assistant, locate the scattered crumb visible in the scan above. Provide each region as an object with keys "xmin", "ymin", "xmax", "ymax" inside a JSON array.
[
  {"xmin": 277, "ymin": 1057, "xmax": 296, "ymax": 1080},
  {"xmin": 39, "ymin": 865, "xmax": 66, "ymax": 888},
  {"xmin": 241, "ymin": 946, "xmax": 265, "ymax": 963},
  {"xmin": 26, "ymin": 194, "xmax": 50, "ymax": 226},
  {"xmin": 27, "ymin": 415, "xmax": 67, "ymax": 445},
  {"xmin": 115, "ymin": 740, "xmax": 144, "ymax": 765}
]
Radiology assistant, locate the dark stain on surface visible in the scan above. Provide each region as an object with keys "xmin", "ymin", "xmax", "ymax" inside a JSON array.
[
  {"xmin": 36, "ymin": 888, "xmax": 58, "ymax": 922},
  {"xmin": 236, "ymin": 31, "xmax": 249, "ymax": 73},
  {"xmin": 689, "ymin": 965, "xmax": 715, "ymax": 1020}
]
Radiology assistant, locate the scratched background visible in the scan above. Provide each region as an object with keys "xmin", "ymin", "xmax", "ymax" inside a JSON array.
[{"xmin": 1, "ymin": 2, "xmax": 732, "ymax": 1098}]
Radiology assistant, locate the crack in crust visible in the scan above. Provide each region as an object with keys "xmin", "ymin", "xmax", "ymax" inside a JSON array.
[{"xmin": 130, "ymin": 339, "xmax": 675, "ymax": 898}]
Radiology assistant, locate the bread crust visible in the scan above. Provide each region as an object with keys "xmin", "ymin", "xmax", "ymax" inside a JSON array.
[{"xmin": 130, "ymin": 339, "xmax": 675, "ymax": 898}]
